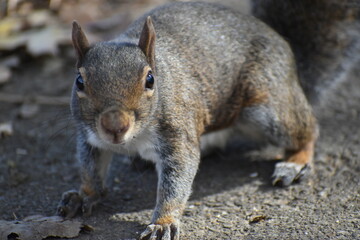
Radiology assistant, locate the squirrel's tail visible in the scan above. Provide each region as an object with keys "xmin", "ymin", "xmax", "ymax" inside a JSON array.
[{"xmin": 252, "ymin": 0, "xmax": 360, "ymax": 104}]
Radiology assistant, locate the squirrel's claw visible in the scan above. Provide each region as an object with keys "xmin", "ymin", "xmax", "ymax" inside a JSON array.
[
  {"xmin": 81, "ymin": 195, "xmax": 99, "ymax": 217},
  {"xmin": 139, "ymin": 223, "xmax": 179, "ymax": 240},
  {"xmin": 57, "ymin": 190, "xmax": 83, "ymax": 218},
  {"xmin": 57, "ymin": 189, "xmax": 101, "ymax": 218},
  {"xmin": 272, "ymin": 162, "xmax": 309, "ymax": 187}
]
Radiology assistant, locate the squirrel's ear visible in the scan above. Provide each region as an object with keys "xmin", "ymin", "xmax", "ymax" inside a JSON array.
[
  {"xmin": 138, "ymin": 16, "xmax": 156, "ymax": 70},
  {"xmin": 72, "ymin": 21, "xmax": 89, "ymax": 67}
]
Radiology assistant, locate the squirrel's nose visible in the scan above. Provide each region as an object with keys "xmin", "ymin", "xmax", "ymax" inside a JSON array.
[
  {"xmin": 101, "ymin": 122, "xmax": 129, "ymax": 135},
  {"xmin": 100, "ymin": 110, "xmax": 130, "ymax": 142}
]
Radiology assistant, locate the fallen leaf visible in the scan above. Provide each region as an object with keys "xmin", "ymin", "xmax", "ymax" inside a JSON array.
[
  {"xmin": 27, "ymin": 10, "xmax": 53, "ymax": 28},
  {"xmin": 0, "ymin": 9, "xmax": 71, "ymax": 56},
  {"xmin": 0, "ymin": 24, "xmax": 71, "ymax": 56},
  {"xmin": 26, "ymin": 25, "xmax": 70, "ymax": 56},
  {"xmin": 248, "ymin": 215, "xmax": 267, "ymax": 224},
  {"xmin": 0, "ymin": 215, "xmax": 91, "ymax": 240}
]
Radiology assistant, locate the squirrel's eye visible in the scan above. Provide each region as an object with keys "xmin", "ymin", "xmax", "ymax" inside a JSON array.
[
  {"xmin": 145, "ymin": 71, "xmax": 154, "ymax": 89},
  {"xmin": 76, "ymin": 74, "xmax": 84, "ymax": 91}
]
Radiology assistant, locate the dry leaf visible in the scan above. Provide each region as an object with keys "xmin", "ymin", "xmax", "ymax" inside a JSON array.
[
  {"xmin": 0, "ymin": 9, "xmax": 71, "ymax": 56},
  {"xmin": 26, "ymin": 24, "xmax": 70, "ymax": 56},
  {"xmin": 248, "ymin": 215, "xmax": 267, "ymax": 224},
  {"xmin": 27, "ymin": 10, "xmax": 53, "ymax": 27},
  {"xmin": 0, "ymin": 24, "xmax": 70, "ymax": 56},
  {"xmin": 0, "ymin": 215, "xmax": 90, "ymax": 240}
]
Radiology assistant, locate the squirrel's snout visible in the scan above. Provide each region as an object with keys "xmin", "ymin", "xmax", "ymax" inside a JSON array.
[{"xmin": 100, "ymin": 110, "xmax": 130, "ymax": 144}]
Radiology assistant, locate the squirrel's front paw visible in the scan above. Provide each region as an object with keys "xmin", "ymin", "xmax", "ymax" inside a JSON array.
[
  {"xmin": 57, "ymin": 190, "xmax": 83, "ymax": 218},
  {"xmin": 272, "ymin": 162, "xmax": 309, "ymax": 187},
  {"xmin": 139, "ymin": 221, "xmax": 180, "ymax": 240},
  {"xmin": 57, "ymin": 189, "xmax": 99, "ymax": 218}
]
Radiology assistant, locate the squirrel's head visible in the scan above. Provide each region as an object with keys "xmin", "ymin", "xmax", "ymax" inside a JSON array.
[{"xmin": 70, "ymin": 17, "xmax": 158, "ymax": 147}]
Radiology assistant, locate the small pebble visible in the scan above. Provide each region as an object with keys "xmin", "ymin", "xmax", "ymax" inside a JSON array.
[
  {"xmin": 16, "ymin": 148, "xmax": 28, "ymax": 155},
  {"xmin": 250, "ymin": 172, "xmax": 258, "ymax": 178},
  {"xmin": 19, "ymin": 103, "xmax": 40, "ymax": 119},
  {"xmin": 0, "ymin": 65, "xmax": 11, "ymax": 84},
  {"xmin": 0, "ymin": 122, "xmax": 13, "ymax": 137}
]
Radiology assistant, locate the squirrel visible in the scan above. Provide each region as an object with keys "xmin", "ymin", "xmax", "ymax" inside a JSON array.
[{"xmin": 57, "ymin": 2, "xmax": 320, "ymax": 239}]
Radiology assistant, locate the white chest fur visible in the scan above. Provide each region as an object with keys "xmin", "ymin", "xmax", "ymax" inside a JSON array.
[
  {"xmin": 86, "ymin": 127, "xmax": 161, "ymax": 163},
  {"xmin": 200, "ymin": 128, "xmax": 233, "ymax": 156}
]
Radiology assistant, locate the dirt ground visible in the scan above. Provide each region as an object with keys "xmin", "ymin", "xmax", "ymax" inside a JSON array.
[{"xmin": 0, "ymin": 0, "xmax": 359, "ymax": 239}]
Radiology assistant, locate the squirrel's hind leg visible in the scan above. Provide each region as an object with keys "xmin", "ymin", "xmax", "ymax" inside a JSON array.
[
  {"xmin": 239, "ymin": 103, "xmax": 317, "ymax": 187},
  {"xmin": 272, "ymin": 139, "xmax": 315, "ymax": 187}
]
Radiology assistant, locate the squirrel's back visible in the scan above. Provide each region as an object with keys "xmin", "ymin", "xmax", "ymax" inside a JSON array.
[{"xmin": 111, "ymin": 2, "xmax": 299, "ymax": 131}]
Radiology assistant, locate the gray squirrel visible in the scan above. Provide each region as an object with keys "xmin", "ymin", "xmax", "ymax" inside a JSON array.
[{"xmin": 57, "ymin": 2, "xmax": 320, "ymax": 239}]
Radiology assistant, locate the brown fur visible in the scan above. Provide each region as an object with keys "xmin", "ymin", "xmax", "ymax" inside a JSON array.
[
  {"xmin": 241, "ymin": 90, "xmax": 269, "ymax": 108},
  {"xmin": 138, "ymin": 16, "xmax": 156, "ymax": 70},
  {"xmin": 155, "ymin": 216, "xmax": 176, "ymax": 225},
  {"xmin": 72, "ymin": 22, "xmax": 89, "ymax": 68},
  {"xmin": 286, "ymin": 139, "xmax": 315, "ymax": 165},
  {"xmin": 80, "ymin": 183, "xmax": 97, "ymax": 197}
]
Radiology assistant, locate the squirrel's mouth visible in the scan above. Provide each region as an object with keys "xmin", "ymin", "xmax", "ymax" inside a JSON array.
[
  {"xmin": 101, "ymin": 132, "xmax": 126, "ymax": 145},
  {"xmin": 95, "ymin": 125, "xmax": 129, "ymax": 146},
  {"xmin": 95, "ymin": 109, "xmax": 134, "ymax": 145},
  {"xmin": 99, "ymin": 123, "xmax": 129, "ymax": 144}
]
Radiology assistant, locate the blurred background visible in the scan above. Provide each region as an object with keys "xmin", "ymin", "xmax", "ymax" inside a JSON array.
[{"xmin": 0, "ymin": 1, "xmax": 359, "ymax": 240}]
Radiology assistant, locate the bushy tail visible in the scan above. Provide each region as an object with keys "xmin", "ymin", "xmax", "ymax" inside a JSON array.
[{"xmin": 252, "ymin": 0, "xmax": 360, "ymax": 104}]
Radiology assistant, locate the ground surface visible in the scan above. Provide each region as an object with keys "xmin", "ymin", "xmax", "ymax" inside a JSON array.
[{"xmin": 0, "ymin": 1, "xmax": 359, "ymax": 240}]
